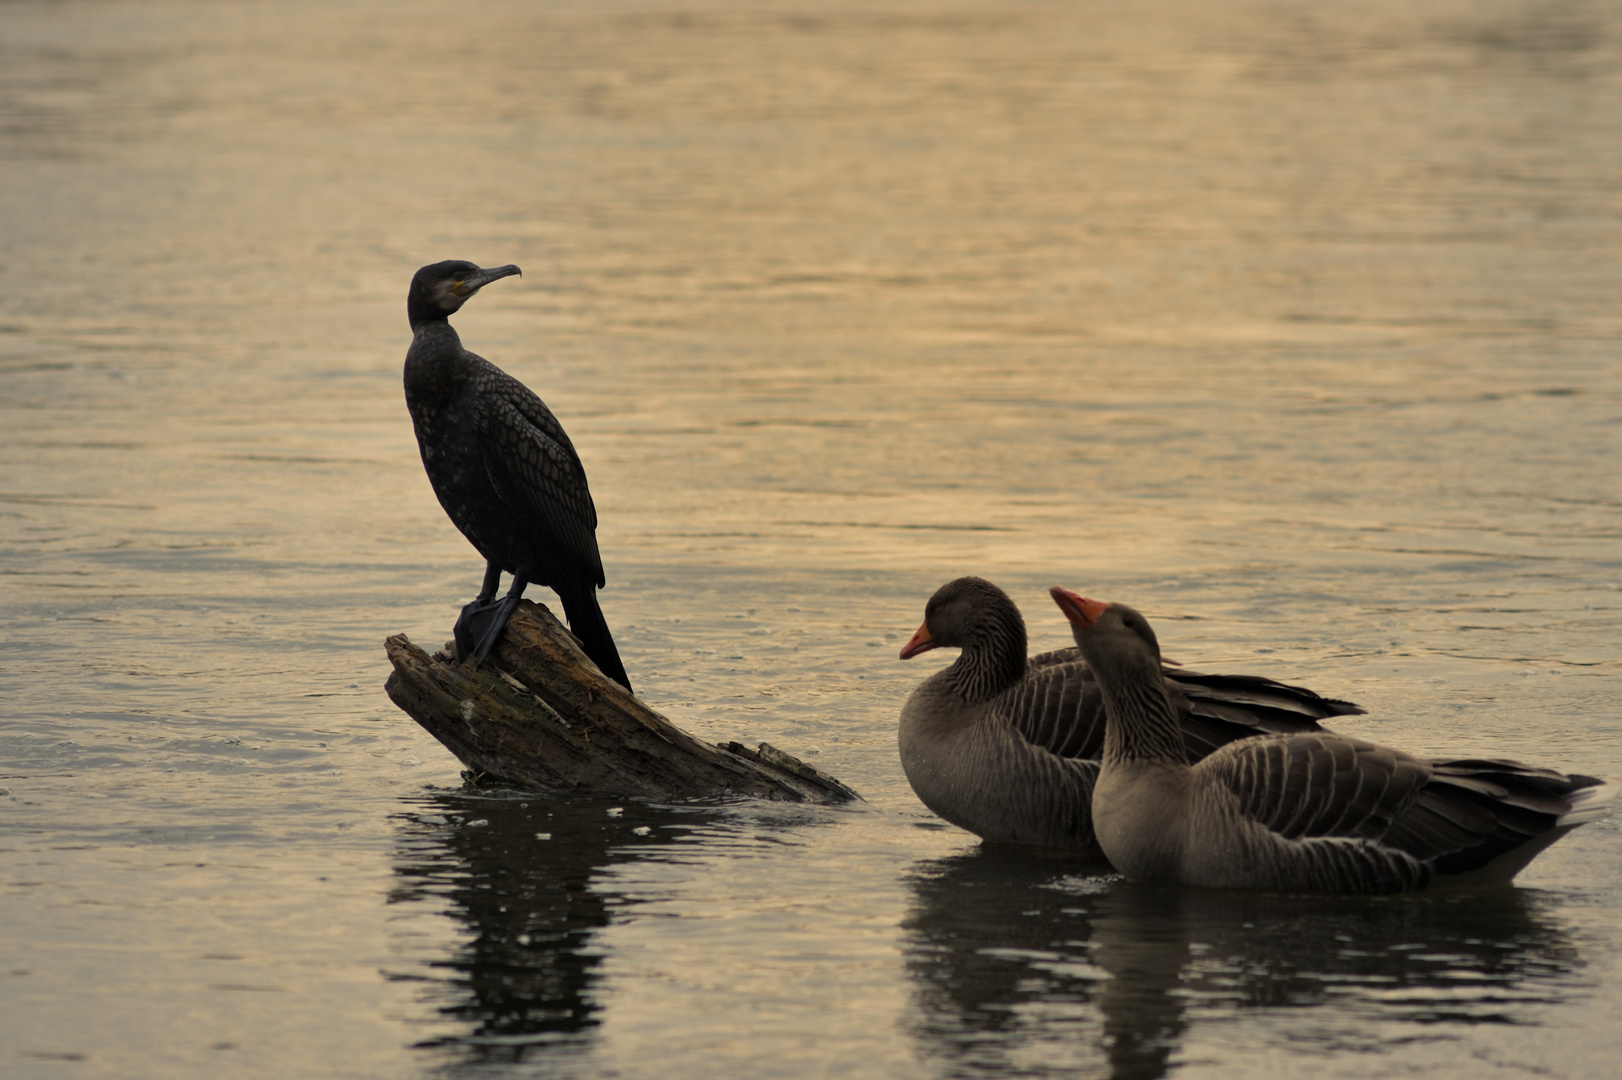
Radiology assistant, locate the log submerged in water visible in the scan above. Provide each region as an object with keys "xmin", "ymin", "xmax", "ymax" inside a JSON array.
[{"xmin": 384, "ymin": 600, "xmax": 860, "ymax": 804}]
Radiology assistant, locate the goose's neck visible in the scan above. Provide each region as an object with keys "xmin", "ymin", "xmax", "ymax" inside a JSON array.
[
  {"xmin": 943, "ymin": 635, "xmax": 1025, "ymax": 704},
  {"xmin": 1098, "ymin": 662, "xmax": 1187, "ymax": 765}
]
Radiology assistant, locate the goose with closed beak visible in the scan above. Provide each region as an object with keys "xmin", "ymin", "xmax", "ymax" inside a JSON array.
[
  {"xmin": 1052, "ymin": 586, "xmax": 1614, "ymax": 892},
  {"xmin": 897, "ymin": 577, "xmax": 1364, "ymax": 853}
]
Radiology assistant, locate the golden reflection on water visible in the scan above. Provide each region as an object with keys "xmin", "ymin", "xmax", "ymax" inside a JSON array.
[
  {"xmin": 3, "ymin": 1, "xmax": 1622, "ymax": 1078},
  {"xmin": 6, "ymin": 1, "xmax": 1618, "ymax": 588}
]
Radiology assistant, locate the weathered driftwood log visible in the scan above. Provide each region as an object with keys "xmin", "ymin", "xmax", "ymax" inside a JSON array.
[{"xmin": 385, "ymin": 599, "xmax": 860, "ymax": 804}]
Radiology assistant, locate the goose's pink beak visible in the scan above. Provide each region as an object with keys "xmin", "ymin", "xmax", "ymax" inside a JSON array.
[
  {"xmin": 899, "ymin": 622, "xmax": 937, "ymax": 660},
  {"xmin": 1050, "ymin": 586, "xmax": 1110, "ymax": 628}
]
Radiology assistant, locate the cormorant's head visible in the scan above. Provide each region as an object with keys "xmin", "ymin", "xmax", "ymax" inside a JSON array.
[{"xmin": 407, "ymin": 260, "xmax": 521, "ymax": 327}]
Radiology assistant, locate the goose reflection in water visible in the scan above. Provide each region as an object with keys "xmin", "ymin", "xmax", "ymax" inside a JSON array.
[
  {"xmin": 901, "ymin": 849, "xmax": 1585, "ymax": 1080},
  {"xmin": 386, "ymin": 795, "xmax": 713, "ymax": 1069}
]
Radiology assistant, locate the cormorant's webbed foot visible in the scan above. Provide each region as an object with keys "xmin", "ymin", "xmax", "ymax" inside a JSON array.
[
  {"xmin": 453, "ymin": 563, "xmax": 522, "ymax": 666},
  {"xmin": 453, "ymin": 592, "xmax": 523, "ymax": 667}
]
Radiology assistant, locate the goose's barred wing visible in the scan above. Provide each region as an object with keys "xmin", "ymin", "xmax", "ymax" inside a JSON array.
[
  {"xmin": 1169, "ymin": 668, "xmax": 1363, "ymax": 759},
  {"xmin": 1206, "ymin": 736, "xmax": 1613, "ymax": 882},
  {"xmin": 1004, "ymin": 650, "xmax": 1358, "ymax": 764},
  {"xmin": 1208, "ymin": 733, "xmax": 1430, "ymax": 841},
  {"xmin": 1392, "ymin": 758, "xmax": 1611, "ymax": 875},
  {"xmin": 468, "ymin": 357, "xmax": 604, "ymax": 583},
  {"xmin": 999, "ymin": 654, "xmax": 1106, "ymax": 761}
]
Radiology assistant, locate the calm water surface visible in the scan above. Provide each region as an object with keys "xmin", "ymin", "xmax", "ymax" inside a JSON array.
[{"xmin": 3, "ymin": 1, "xmax": 1621, "ymax": 1077}]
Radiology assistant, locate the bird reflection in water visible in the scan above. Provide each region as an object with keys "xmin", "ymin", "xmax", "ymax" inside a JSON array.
[
  {"xmin": 901, "ymin": 848, "xmax": 1586, "ymax": 1080},
  {"xmin": 386, "ymin": 795, "xmax": 712, "ymax": 1069}
]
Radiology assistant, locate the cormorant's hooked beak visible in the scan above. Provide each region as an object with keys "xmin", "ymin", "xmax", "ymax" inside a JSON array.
[
  {"xmin": 1050, "ymin": 586, "xmax": 1109, "ymax": 630},
  {"xmin": 899, "ymin": 622, "xmax": 937, "ymax": 659},
  {"xmin": 454, "ymin": 264, "xmax": 522, "ymax": 297}
]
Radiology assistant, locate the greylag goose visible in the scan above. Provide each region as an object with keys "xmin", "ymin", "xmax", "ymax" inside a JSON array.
[
  {"xmin": 1051, "ymin": 586, "xmax": 1615, "ymax": 892},
  {"xmin": 897, "ymin": 577, "xmax": 1364, "ymax": 853}
]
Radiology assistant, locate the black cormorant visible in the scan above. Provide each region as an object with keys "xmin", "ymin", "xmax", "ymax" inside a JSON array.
[{"xmin": 403, "ymin": 260, "xmax": 631, "ymax": 690}]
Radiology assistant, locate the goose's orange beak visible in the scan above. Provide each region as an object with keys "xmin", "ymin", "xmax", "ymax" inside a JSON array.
[
  {"xmin": 1050, "ymin": 586, "xmax": 1109, "ymax": 628},
  {"xmin": 899, "ymin": 622, "xmax": 937, "ymax": 659}
]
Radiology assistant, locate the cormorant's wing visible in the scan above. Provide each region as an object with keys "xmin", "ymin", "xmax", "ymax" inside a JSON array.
[{"xmin": 469, "ymin": 357, "xmax": 605, "ymax": 584}]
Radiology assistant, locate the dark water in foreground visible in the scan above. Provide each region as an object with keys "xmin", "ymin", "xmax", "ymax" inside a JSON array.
[{"xmin": 3, "ymin": 1, "xmax": 1621, "ymax": 1077}]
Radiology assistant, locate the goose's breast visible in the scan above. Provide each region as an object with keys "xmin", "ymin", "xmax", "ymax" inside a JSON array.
[
  {"xmin": 1092, "ymin": 761, "xmax": 1192, "ymax": 879},
  {"xmin": 901, "ymin": 693, "xmax": 1098, "ymax": 849}
]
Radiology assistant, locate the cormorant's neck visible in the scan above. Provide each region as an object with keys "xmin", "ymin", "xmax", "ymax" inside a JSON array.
[
  {"xmin": 943, "ymin": 630, "xmax": 1027, "ymax": 704},
  {"xmin": 1095, "ymin": 656, "xmax": 1187, "ymax": 765},
  {"xmin": 408, "ymin": 302, "xmax": 450, "ymax": 331},
  {"xmin": 403, "ymin": 318, "xmax": 468, "ymax": 405},
  {"xmin": 411, "ymin": 309, "xmax": 457, "ymax": 338},
  {"xmin": 407, "ymin": 318, "xmax": 462, "ymax": 354}
]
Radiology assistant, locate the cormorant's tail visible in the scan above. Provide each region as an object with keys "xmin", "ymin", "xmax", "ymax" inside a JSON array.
[{"xmin": 558, "ymin": 582, "xmax": 633, "ymax": 693}]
